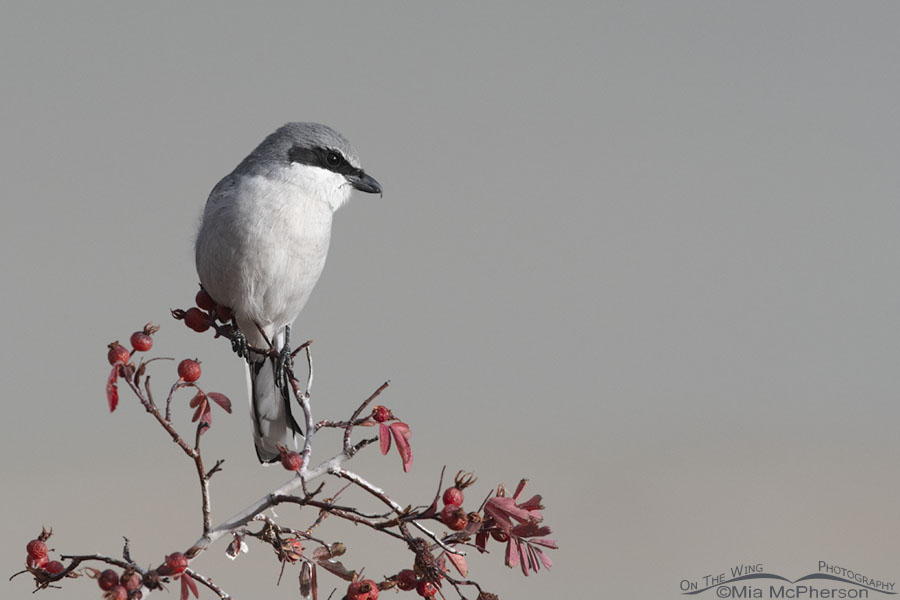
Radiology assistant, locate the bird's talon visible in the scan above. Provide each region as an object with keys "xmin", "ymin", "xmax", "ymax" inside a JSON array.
[
  {"xmin": 231, "ymin": 328, "xmax": 248, "ymax": 360},
  {"xmin": 276, "ymin": 344, "xmax": 293, "ymax": 387}
]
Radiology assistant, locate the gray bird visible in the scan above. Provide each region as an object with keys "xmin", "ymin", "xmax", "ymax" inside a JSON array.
[{"xmin": 195, "ymin": 123, "xmax": 381, "ymax": 463}]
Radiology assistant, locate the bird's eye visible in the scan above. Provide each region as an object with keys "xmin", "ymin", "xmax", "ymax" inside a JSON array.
[{"xmin": 326, "ymin": 151, "xmax": 343, "ymax": 167}]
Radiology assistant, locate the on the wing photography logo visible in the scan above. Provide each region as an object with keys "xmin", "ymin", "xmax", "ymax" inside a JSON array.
[{"xmin": 679, "ymin": 562, "xmax": 895, "ymax": 598}]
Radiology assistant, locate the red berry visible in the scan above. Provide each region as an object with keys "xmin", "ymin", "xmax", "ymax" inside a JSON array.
[
  {"xmin": 106, "ymin": 585, "xmax": 128, "ymax": 600},
  {"xmin": 348, "ymin": 579, "xmax": 379, "ymax": 600},
  {"xmin": 177, "ymin": 359, "xmax": 201, "ymax": 382},
  {"xmin": 121, "ymin": 570, "xmax": 142, "ymax": 590},
  {"xmin": 27, "ymin": 555, "xmax": 48, "ymax": 570},
  {"xmin": 130, "ymin": 331, "xmax": 153, "ymax": 352},
  {"xmin": 195, "ymin": 289, "xmax": 216, "ymax": 311},
  {"xmin": 280, "ymin": 449, "xmax": 303, "ymax": 472},
  {"xmin": 416, "ymin": 580, "xmax": 438, "ymax": 598},
  {"xmin": 45, "ymin": 560, "xmax": 65, "ymax": 575},
  {"xmin": 215, "ymin": 304, "xmax": 233, "ymax": 322},
  {"xmin": 165, "ymin": 552, "xmax": 188, "ymax": 575},
  {"xmin": 107, "ymin": 343, "xmax": 131, "ymax": 366},
  {"xmin": 98, "ymin": 569, "xmax": 119, "ymax": 591},
  {"xmin": 372, "ymin": 405, "xmax": 392, "ymax": 422},
  {"xmin": 183, "ymin": 308, "xmax": 210, "ymax": 333},
  {"xmin": 440, "ymin": 504, "xmax": 467, "ymax": 531},
  {"xmin": 396, "ymin": 569, "xmax": 418, "ymax": 591},
  {"xmin": 26, "ymin": 539, "xmax": 47, "ymax": 560},
  {"xmin": 442, "ymin": 487, "xmax": 464, "ymax": 506}
]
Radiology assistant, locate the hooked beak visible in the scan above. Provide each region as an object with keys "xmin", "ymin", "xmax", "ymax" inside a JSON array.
[{"xmin": 347, "ymin": 171, "xmax": 382, "ymax": 196}]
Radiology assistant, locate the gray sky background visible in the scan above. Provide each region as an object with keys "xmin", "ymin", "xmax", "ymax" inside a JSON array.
[{"xmin": 3, "ymin": 2, "xmax": 900, "ymax": 599}]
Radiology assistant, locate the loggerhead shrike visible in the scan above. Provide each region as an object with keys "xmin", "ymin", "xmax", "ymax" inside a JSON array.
[{"xmin": 195, "ymin": 123, "xmax": 381, "ymax": 463}]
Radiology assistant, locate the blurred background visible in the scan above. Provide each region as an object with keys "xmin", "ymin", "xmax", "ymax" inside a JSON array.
[{"xmin": 2, "ymin": 2, "xmax": 899, "ymax": 598}]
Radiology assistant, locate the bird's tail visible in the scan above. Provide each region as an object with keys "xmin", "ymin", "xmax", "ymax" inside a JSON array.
[{"xmin": 246, "ymin": 356, "xmax": 302, "ymax": 463}]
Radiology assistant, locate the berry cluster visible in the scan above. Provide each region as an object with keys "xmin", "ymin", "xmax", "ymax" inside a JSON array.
[
  {"xmin": 439, "ymin": 471, "xmax": 477, "ymax": 532},
  {"xmin": 107, "ymin": 324, "xmax": 160, "ymax": 367},
  {"xmin": 393, "ymin": 569, "xmax": 440, "ymax": 598},
  {"xmin": 24, "ymin": 532, "xmax": 64, "ymax": 577},
  {"xmin": 96, "ymin": 566, "xmax": 143, "ymax": 600},
  {"xmin": 174, "ymin": 288, "xmax": 233, "ymax": 334}
]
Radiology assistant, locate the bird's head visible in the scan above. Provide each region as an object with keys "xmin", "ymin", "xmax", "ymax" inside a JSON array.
[{"xmin": 240, "ymin": 122, "xmax": 382, "ymax": 212}]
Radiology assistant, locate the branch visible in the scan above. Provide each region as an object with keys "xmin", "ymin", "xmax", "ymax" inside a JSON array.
[
  {"xmin": 185, "ymin": 568, "xmax": 231, "ymax": 599},
  {"xmin": 343, "ymin": 381, "xmax": 390, "ymax": 454}
]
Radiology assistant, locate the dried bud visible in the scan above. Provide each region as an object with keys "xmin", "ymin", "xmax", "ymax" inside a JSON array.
[{"xmin": 454, "ymin": 470, "xmax": 477, "ymax": 490}]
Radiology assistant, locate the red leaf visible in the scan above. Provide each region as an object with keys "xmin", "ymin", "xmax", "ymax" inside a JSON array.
[
  {"xmin": 180, "ymin": 575, "xmax": 198, "ymax": 600},
  {"xmin": 390, "ymin": 421, "xmax": 413, "ymax": 472},
  {"xmin": 191, "ymin": 398, "xmax": 211, "ymax": 426},
  {"xmin": 208, "ymin": 392, "xmax": 232, "ymax": 413},
  {"xmin": 106, "ymin": 366, "xmax": 119, "ymax": 412},
  {"xmin": 516, "ymin": 494, "xmax": 543, "ymax": 511},
  {"xmin": 531, "ymin": 537, "xmax": 558, "ymax": 549},
  {"xmin": 475, "ymin": 530, "xmax": 489, "ymax": 553},
  {"xmin": 526, "ymin": 542, "xmax": 539, "ymax": 573},
  {"xmin": 513, "ymin": 479, "xmax": 528, "ymax": 500},
  {"xmin": 447, "ymin": 551, "xmax": 468, "ymax": 577},
  {"xmin": 485, "ymin": 497, "xmax": 539, "ymax": 532},
  {"xmin": 518, "ymin": 538, "xmax": 529, "ymax": 576},
  {"xmin": 379, "ymin": 423, "xmax": 391, "ymax": 455},
  {"xmin": 535, "ymin": 546, "xmax": 553, "ymax": 569},
  {"xmin": 189, "ymin": 391, "xmax": 205, "ymax": 408},
  {"xmin": 505, "ymin": 538, "xmax": 519, "ymax": 569}
]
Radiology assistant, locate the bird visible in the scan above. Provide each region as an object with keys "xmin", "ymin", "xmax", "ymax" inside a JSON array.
[{"xmin": 194, "ymin": 122, "xmax": 382, "ymax": 463}]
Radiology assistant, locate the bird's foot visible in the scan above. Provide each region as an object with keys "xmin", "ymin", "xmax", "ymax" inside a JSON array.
[
  {"xmin": 275, "ymin": 343, "xmax": 293, "ymax": 388},
  {"xmin": 230, "ymin": 319, "xmax": 249, "ymax": 360},
  {"xmin": 275, "ymin": 324, "xmax": 294, "ymax": 387}
]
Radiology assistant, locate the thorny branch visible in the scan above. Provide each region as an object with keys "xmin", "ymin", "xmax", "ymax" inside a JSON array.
[{"xmin": 17, "ymin": 317, "xmax": 556, "ymax": 599}]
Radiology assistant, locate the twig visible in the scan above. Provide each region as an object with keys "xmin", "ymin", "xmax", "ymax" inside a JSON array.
[
  {"xmin": 330, "ymin": 467, "xmax": 463, "ymax": 555},
  {"xmin": 194, "ymin": 423, "xmax": 213, "ymax": 535},
  {"xmin": 123, "ymin": 377, "xmax": 197, "ymax": 459},
  {"xmin": 185, "ymin": 568, "xmax": 231, "ymax": 599},
  {"xmin": 206, "ymin": 459, "xmax": 225, "ymax": 479},
  {"xmin": 343, "ymin": 381, "xmax": 389, "ymax": 454},
  {"xmin": 125, "ymin": 373, "xmax": 214, "ymax": 536}
]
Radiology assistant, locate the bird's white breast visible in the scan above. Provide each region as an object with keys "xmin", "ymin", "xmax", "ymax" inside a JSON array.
[{"xmin": 195, "ymin": 169, "xmax": 338, "ymax": 342}]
